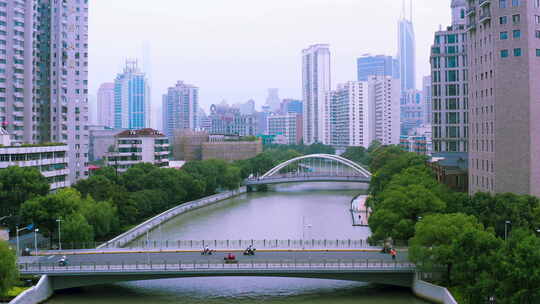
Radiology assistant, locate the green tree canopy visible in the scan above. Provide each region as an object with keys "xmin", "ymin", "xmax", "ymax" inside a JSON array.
[
  {"xmin": 62, "ymin": 213, "xmax": 94, "ymax": 246},
  {"xmin": 0, "ymin": 241, "xmax": 18, "ymax": 296},
  {"xmin": 20, "ymin": 188, "xmax": 85, "ymax": 238},
  {"xmin": 0, "ymin": 166, "xmax": 49, "ymax": 215},
  {"xmin": 409, "ymin": 213, "xmax": 486, "ymax": 285},
  {"xmin": 369, "ymin": 183, "xmax": 446, "ymax": 242}
]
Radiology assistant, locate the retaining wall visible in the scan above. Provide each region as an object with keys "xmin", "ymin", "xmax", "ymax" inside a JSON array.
[
  {"xmin": 9, "ymin": 276, "xmax": 53, "ymax": 304},
  {"xmin": 98, "ymin": 187, "xmax": 247, "ymax": 248},
  {"xmin": 412, "ymin": 273, "xmax": 458, "ymax": 304}
]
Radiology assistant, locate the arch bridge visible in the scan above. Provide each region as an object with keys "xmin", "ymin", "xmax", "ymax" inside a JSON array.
[{"xmin": 246, "ymin": 154, "xmax": 371, "ymax": 186}]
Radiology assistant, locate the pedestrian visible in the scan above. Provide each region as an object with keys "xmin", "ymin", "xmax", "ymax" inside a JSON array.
[{"xmin": 391, "ymin": 249, "xmax": 397, "ymax": 261}]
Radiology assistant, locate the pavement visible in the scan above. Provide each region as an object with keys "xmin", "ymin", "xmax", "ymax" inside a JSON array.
[{"xmin": 20, "ymin": 249, "xmax": 409, "ymax": 267}]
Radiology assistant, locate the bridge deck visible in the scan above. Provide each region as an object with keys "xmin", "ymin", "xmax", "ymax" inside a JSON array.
[{"xmin": 246, "ymin": 176, "xmax": 370, "ymax": 185}]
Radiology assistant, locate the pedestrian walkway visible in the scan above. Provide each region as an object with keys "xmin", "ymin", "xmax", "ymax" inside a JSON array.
[{"xmin": 351, "ymin": 195, "xmax": 370, "ymax": 227}]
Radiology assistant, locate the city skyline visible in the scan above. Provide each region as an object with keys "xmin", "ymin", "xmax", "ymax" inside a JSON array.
[{"xmin": 89, "ymin": 0, "xmax": 452, "ymax": 126}]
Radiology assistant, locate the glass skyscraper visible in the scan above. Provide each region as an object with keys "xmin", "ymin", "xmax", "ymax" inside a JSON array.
[
  {"xmin": 357, "ymin": 55, "xmax": 399, "ymax": 81},
  {"xmin": 114, "ymin": 60, "xmax": 151, "ymax": 130},
  {"xmin": 398, "ymin": 5, "xmax": 416, "ymax": 92}
]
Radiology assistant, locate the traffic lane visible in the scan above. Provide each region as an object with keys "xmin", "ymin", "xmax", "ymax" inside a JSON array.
[{"xmin": 33, "ymin": 250, "xmax": 409, "ymax": 265}]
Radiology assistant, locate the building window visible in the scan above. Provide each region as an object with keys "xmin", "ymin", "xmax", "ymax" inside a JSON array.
[
  {"xmin": 512, "ymin": 0, "xmax": 520, "ymax": 6},
  {"xmin": 500, "ymin": 31, "xmax": 508, "ymax": 40},
  {"xmin": 536, "ymin": 0, "xmax": 540, "ymax": 7},
  {"xmin": 501, "ymin": 49, "xmax": 509, "ymax": 58},
  {"xmin": 536, "ymin": 49, "xmax": 540, "ymax": 57},
  {"xmin": 536, "ymin": 30, "xmax": 540, "ymax": 39},
  {"xmin": 536, "ymin": 15, "xmax": 540, "ymax": 24},
  {"xmin": 512, "ymin": 14, "xmax": 520, "ymax": 24},
  {"xmin": 513, "ymin": 30, "xmax": 521, "ymax": 38},
  {"xmin": 514, "ymin": 48, "xmax": 522, "ymax": 56},
  {"xmin": 499, "ymin": 16, "xmax": 507, "ymax": 25},
  {"xmin": 500, "ymin": 0, "xmax": 507, "ymax": 8}
]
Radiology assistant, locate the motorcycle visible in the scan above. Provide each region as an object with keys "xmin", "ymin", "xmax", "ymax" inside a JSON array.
[
  {"xmin": 58, "ymin": 256, "xmax": 68, "ymax": 267},
  {"xmin": 201, "ymin": 248, "xmax": 214, "ymax": 255},
  {"xmin": 243, "ymin": 247, "xmax": 256, "ymax": 256}
]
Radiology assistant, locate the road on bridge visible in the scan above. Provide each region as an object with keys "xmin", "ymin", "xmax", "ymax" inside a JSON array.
[{"xmin": 24, "ymin": 249, "xmax": 408, "ymax": 267}]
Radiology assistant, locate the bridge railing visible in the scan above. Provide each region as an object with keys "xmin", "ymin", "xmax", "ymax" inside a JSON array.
[
  {"xmin": 34, "ymin": 239, "xmax": 379, "ymax": 251},
  {"xmin": 19, "ymin": 259, "xmax": 416, "ymax": 274}
]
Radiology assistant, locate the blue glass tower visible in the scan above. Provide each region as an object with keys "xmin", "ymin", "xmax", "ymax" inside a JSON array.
[
  {"xmin": 398, "ymin": 0, "xmax": 416, "ymax": 91},
  {"xmin": 357, "ymin": 55, "xmax": 399, "ymax": 81},
  {"xmin": 114, "ymin": 60, "xmax": 151, "ymax": 130}
]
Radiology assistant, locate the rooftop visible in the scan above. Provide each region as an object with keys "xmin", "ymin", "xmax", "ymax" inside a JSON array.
[{"xmin": 116, "ymin": 128, "xmax": 165, "ymax": 138}]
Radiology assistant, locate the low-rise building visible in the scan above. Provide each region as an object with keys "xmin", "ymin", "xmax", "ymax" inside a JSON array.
[
  {"xmin": 106, "ymin": 129, "xmax": 169, "ymax": 172},
  {"xmin": 88, "ymin": 125, "xmax": 124, "ymax": 162},
  {"xmin": 202, "ymin": 138, "xmax": 262, "ymax": 162},
  {"xmin": 426, "ymin": 152, "xmax": 468, "ymax": 193},
  {"xmin": 0, "ymin": 128, "xmax": 70, "ymax": 190},
  {"xmin": 172, "ymin": 130, "xmax": 209, "ymax": 161}
]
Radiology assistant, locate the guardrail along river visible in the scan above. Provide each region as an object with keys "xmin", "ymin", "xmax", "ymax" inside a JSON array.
[{"xmin": 46, "ymin": 182, "xmax": 428, "ymax": 304}]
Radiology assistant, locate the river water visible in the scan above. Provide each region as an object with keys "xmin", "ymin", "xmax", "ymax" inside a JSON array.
[{"xmin": 47, "ymin": 182, "xmax": 428, "ymax": 304}]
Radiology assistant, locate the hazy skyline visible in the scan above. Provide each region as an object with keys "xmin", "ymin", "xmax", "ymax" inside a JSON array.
[{"xmin": 89, "ymin": 0, "xmax": 451, "ymax": 128}]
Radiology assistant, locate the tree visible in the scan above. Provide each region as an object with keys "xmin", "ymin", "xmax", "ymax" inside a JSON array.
[
  {"xmin": 0, "ymin": 166, "xmax": 49, "ymax": 216},
  {"xmin": 369, "ymin": 184, "xmax": 446, "ymax": 242},
  {"xmin": 368, "ymin": 152, "xmax": 428, "ymax": 197},
  {"xmin": 129, "ymin": 189, "xmax": 168, "ymax": 221},
  {"xmin": 452, "ymin": 226, "xmax": 502, "ymax": 303},
  {"xmin": 368, "ymin": 145, "xmax": 405, "ymax": 173},
  {"xmin": 0, "ymin": 241, "xmax": 18, "ymax": 296},
  {"xmin": 19, "ymin": 188, "xmax": 85, "ymax": 240},
  {"xmin": 466, "ymin": 192, "xmax": 540, "ymax": 238},
  {"xmin": 342, "ymin": 146, "xmax": 369, "ymax": 165},
  {"xmin": 409, "ymin": 213, "xmax": 486, "ymax": 286},
  {"xmin": 81, "ymin": 198, "xmax": 119, "ymax": 239},
  {"xmin": 494, "ymin": 229, "xmax": 540, "ymax": 304},
  {"xmin": 73, "ymin": 175, "xmax": 122, "ymax": 202},
  {"xmin": 62, "ymin": 213, "xmax": 94, "ymax": 247}
]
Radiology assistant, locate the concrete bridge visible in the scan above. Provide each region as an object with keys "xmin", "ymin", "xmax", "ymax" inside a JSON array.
[
  {"xmin": 19, "ymin": 258, "xmax": 415, "ymax": 290},
  {"xmin": 245, "ymin": 154, "xmax": 372, "ymax": 187}
]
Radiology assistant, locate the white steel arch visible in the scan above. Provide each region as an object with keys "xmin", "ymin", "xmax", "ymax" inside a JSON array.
[{"xmin": 261, "ymin": 154, "xmax": 372, "ymax": 179}]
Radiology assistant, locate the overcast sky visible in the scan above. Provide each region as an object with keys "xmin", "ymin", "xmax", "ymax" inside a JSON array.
[{"xmin": 89, "ymin": 0, "xmax": 452, "ymax": 128}]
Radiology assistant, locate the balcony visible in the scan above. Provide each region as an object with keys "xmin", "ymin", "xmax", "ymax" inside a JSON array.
[
  {"xmin": 467, "ymin": 22, "xmax": 477, "ymax": 31},
  {"xmin": 479, "ymin": 0, "xmax": 490, "ymax": 8},
  {"xmin": 466, "ymin": 8, "xmax": 476, "ymax": 16},
  {"xmin": 479, "ymin": 11, "xmax": 491, "ymax": 22}
]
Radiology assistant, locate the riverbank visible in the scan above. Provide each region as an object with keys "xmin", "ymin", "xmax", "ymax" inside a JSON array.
[{"xmin": 98, "ymin": 187, "xmax": 247, "ymax": 249}]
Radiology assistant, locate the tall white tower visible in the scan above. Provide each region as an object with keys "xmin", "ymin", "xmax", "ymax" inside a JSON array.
[{"xmin": 302, "ymin": 44, "xmax": 331, "ymax": 145}]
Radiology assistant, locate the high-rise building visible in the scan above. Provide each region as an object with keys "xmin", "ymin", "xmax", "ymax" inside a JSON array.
[
  {"xmin": 267, "ymin": 114, "xmax": 302, "ymax": 145},
  {"xmin": 0, "ymin": 0, "xmax": 90, "ymax": 183},
  {"xmin": 398, "ymin": 1, "xmax": 416, "ymax": 91},
  {"xmin": 422, "ymin": 76, "xmax": 433, "ymax": 124},
  {"xmin": 466, "ymin": 0, "xmax": 540, "ymax": 196},
  {"xmin": 328, "ymin": 77, "xmax": 400, "ymax": 148},
  {"xmin": 280, "ymin": 99, "xmax": 303, "ymax": 115},
  {"xmin": 114, "ymin": 60, "xmax": 151, "ymax": 130},
  {"xmin": 400, "ymin": 89, "xmax": 424, "ymax": 135},
  {"xmin": 328, "ymin": 82, "xmax": 372, "ymax": 148},
  {"xmin": 431, "ymin": 0, "xmax": 469, "ymax": 156},
  {"xmin": 370, "ymin": 76, "xmax": 401, "ymax": 146},
  {"xmin": 357, "ymin": 55, "xmax": 400, "ymax": 81},
  {"xmin": 265, "ymin": 89, "xmax": 281, "ymax": 113},
  {"xmin": 162, "ymin": 81, "xmax": 199, "ymax": 138},
  {"xmin": 302, "ymin": 44, "xmax": 331, "ymax": 145},
  {"xmin": 97, "ymin": 83, "xmax": 115, "ymax": 128},
  {"xmin": 208, "ymin": 103, "xmax": 258, "ymax": 136}
]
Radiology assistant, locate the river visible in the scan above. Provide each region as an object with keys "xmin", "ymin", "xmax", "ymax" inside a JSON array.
[{"xmin": 47, "ymin": 182, "xmax": 428, "ymax": 304}]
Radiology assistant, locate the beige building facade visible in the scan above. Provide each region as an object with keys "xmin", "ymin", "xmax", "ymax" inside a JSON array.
[{"xmin": 466, "ymin": 0, "xmax": 540, "ymax": 196}]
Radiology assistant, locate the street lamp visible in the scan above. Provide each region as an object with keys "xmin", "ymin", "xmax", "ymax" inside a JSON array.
[
  {"xmin": 34, "ymin": 228, "xmax": 39, "ymax": 255},
  {"xmin": 15, "ymin": 224, "xmax": 34, "ymax": 257},
  {"xmin": 56, "ymin": 219, "xmax": 63, "ymax": 251},
  {"xmin": 504, "ymin": 221, "xmax": 511, "ymax": 241}
]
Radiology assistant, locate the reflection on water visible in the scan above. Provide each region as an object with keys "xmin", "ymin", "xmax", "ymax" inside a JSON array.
[{"xmin": 46, "ymin": 182, "xmax": 427, "ymax": 304}]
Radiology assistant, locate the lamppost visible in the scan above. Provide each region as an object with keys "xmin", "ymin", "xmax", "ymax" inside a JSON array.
[
  {"xmin": 15, "ymin": 224, "xmax": 33, "ymax": 257},
  {"xmin": 302, "ymin": 216, "xmax": 312, "ymax": 250},
  {"xmin": 56, "ymin": 219, "xmax": 63, "ymax": 250},
  {"xmin": 504, "ymin": 220, "xmax": 511, "ymax": 241},
  {"xmin": 34, "ymin": 228, "xmax": 39, "ymax": 255}
]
